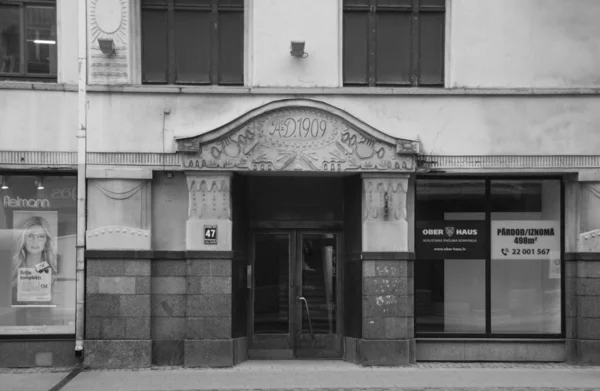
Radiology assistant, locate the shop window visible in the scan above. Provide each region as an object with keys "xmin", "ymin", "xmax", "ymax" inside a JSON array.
[
  {"xmin": 0, "ymin": 175, "xmax": 77, "ymax": 335},
  {"xmin": 343, "ymin": 0, "xmax": 444, "ymax": 86},
  {"xmin": 415, "ymin": 178, "xmax": 563, "ymax": 337},
  {"xmin": 141, "ymin": 0, "xmax": 244, "ymax": 85},
  {"xmin": 0, "ymin": 0, "xmax": 57, "ymax": 80}
]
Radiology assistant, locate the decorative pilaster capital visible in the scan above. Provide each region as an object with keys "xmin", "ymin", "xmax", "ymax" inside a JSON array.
[
  {"xmin": 185, "ymin": 173, "xmax": 232, "ymax": 220},
  {"xmin": 362, "ymin": 175, "xmax": 409, "ymax": 222}
]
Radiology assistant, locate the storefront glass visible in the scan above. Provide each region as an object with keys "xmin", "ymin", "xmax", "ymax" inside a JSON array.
[
  {"xmin": 0, "ymin": 175, "xmax": 76, "ymax": 335},
  {"xmin": 415, "ymin": 177, "xmax": 562, "ymax": 336}
]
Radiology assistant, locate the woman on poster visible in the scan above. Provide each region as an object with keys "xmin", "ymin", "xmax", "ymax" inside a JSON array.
[{"xmin": 11, "ymin": 216, "xmax": 57, "ymax": 307}]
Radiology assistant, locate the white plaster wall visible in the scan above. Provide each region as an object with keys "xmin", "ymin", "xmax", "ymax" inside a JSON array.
[
  {"xmin": 250, "ymin": 0, "xmax": 340, "ymax": 87},
  {"xmin": 450, "ymin": 0, "xmax": 600, "ymax": 88},
  {"xmin": 57, "ymin": 0, "xmax": 79, "ymax": 85},
  {"xmin": 86, "ymin": 93, "xmax": 600, "ymax": 156},
  {"xmin": 0, "ymin": 90, "xmax": 77, "ymax": 151}
]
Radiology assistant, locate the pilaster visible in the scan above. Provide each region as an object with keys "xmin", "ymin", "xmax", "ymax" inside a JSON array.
[
  {"xmin": 359, "ymin": 174, "xmax": 414, "ymax": 366},
  {"xmin": 183, "ymin": 172, "xmax": 234, "ymax": 367}
]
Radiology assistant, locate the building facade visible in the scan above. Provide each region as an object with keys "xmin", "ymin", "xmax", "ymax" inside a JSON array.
[{"xmin": 1, "ymin": 0, "xmax": 600, "ymax": 368}]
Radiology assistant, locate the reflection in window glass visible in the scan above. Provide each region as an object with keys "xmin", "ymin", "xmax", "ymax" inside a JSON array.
[
  {"xmin": 415, "ymin": 179, "xmax": 485, "ymax": 334},
  {"xmin": 301, "ymin": 234, "xmax": 336, "ymax": 334},
  {"xmin": 254, "ymin": 234, "xmax": 289, "ymax": 334},
  {"xmin": 26, "ymin": 6, "xmax": 57, "ymax": 74},
  {"xmin": 0, "ymin": 5, "xmax": 21, "ymax": 74},
  {"xmin": 0, "ymin": 175, "xmax": 77, "ymax": 335},
  {"xmin": 491, "ymin": 180, "xmax": 561, "ymax": 334}
]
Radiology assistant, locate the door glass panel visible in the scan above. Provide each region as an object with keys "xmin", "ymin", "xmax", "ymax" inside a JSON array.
[
  {"xmin": 254, "ymin": 234, "xmax": 289, "ymax": 334},
  {"xmin": 301, "ymin": 234, "xmax": 337, "ymax": 335}
]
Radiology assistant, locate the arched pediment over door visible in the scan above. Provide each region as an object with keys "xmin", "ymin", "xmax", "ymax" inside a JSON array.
[{"xmin": 176, "ymin": 99, "xmax": 419, "ymax": 173}]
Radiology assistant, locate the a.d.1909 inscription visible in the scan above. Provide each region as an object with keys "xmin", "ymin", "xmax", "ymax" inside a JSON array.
[
  {"xmin": 269, "ymin": 116, "xmax": 327, "ymax": 139},
  {"xmin": 179, "ymin": 107, "xmax": 416, "ymax": 173}
]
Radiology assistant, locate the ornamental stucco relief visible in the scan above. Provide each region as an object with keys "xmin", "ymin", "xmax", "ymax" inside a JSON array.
[
  {"xmin": 177, "ymin": 106, "xmax": 418, "ymax": 173},
  {"xmin": 88, "ymin": 0, "xmax": 129, "ymax": 84}
]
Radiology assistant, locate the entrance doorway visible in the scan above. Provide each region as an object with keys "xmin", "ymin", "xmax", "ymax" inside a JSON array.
[{"xmin": 248, "ymin": 230, "xmax": 342, "ymax": 359}]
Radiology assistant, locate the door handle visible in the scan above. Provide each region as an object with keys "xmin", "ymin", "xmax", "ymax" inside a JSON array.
[{"xmin": 297, "ymin": 296, "xmax": 315, "ymax": 339}]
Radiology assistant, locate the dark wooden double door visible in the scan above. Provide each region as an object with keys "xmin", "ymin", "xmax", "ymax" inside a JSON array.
[{"xmin": 248, "ymin": 230, "xmax": 342, "ymax": 359}]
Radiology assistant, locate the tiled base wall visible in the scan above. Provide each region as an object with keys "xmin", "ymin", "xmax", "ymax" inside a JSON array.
[
  {"xmin": 0, "ymin": 340, "xmax": 78, "ymax": 367},
  {"xmin": 416, "ymin": 340, "xmax": 566, "ymax": 362},
  {"xmin": 84, "ymin": 258, "xmax": 240, "ymax": 369}
]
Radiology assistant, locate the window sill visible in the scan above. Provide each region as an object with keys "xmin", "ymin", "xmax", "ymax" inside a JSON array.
[
  {"xmin": 84, "ymin": 85, "xmax": 600, "ymax": 95},
  {"xmin": 2, "ymin": 82, "xmax": 600, "ymax": 96},
  {"xmin": 0, "ymin": 81, "xmax": 76, "ymax": 92}
]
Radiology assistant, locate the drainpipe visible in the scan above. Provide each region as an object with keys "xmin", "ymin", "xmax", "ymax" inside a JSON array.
[{"xmin": 75, "ymin": 0, "xmax": 88, "ymax": 358}]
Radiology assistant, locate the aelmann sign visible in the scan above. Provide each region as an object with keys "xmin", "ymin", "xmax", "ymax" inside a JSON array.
[{"xmin": 416, "ymin": 221, "xmax": 485, "ymax": 259}]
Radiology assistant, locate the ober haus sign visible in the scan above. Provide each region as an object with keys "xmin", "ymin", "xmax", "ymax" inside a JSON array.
[{"xmin": 416, "ymin": 221, "xmax": 485, "ymax": 259}]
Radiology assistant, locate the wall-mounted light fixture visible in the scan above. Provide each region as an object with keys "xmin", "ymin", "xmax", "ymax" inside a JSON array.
[
  {"xmin": 98, "ymin": 38, "xmax": 116, "ymax": 56},
  {"xmin": 290, "ymin": 41, "xmax": 308, "ymax": 58},
  {"xmin": 0, "ymin": 176, "xmax": 8, "ymax": 190},
  {"xmin": 36, "ymin": 177, "xmax": 44, "ymax": 190}
]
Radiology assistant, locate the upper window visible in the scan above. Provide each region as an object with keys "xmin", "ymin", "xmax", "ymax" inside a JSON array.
[
  {"xmin": 0, "ymin": 0, "xmax": 57, "ymax": 80},
  {"xmin": 343, "ymin": 0, "xmax": 445, "ymax": 87},
  {"xmin": 141, "ymin": 0, "xmax": 244, "ymax": 85}
]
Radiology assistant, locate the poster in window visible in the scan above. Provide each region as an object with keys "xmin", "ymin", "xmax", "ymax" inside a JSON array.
[
  {"xmin": 0, "ymin": 176, "xmax": 77, "ymax": 335},
  {"xmin": 11, "ymin": 211, "xmax": 58, "ymax": 307}
]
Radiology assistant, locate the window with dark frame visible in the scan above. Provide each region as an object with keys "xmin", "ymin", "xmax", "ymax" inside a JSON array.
[
  {"xmin": 415, "ymin": 177, "xmax": 564, "ymax": 338},
  {"xmin": 0, "ymin": 0, "xmax": 57, "ymax": 80},
  {"xmin": 141, "ymin": 0, "xmax": 244, "ymax": 85},
  {"xmin": 343, "ymin": 0, "xmax": 444, "ymax": 87}
]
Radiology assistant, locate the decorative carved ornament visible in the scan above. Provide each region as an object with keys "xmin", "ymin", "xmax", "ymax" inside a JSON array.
[
  {"xmin": 88, "ymin": 0, "xmax": 129, "ymax": 84},
  {"xmin": 186, "ymin": 175, "xmax": 231, "ymax": 220},
  {"xmin": 176, "ymin": 100, "xmax": 419, "ymax": 173},
  {"xmin": 363, "ymin": 178, "xmax": 408, "ymax": 222}
]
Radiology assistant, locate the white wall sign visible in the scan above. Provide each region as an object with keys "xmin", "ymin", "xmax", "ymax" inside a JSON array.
[{"xmin": 491, "ymin": 220, "xmax": 560, "ymax": 260}]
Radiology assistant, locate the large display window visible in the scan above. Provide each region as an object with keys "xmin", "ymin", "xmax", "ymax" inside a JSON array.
[
  {"xmin": 415, "ymin": 177, "xmax": 563, "ymax": 337},
  {"xmin": 0, "ymin": 174, "xmax": 76, "ymax": 335}
]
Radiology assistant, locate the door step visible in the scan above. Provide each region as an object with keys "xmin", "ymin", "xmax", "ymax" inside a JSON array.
[{"xmin": 248, "ymin": 349, "xmax": 294, "ymax": 360}]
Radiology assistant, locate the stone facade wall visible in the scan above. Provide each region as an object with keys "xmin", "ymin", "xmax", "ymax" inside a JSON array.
[
  {"xmin": 184, "ymin": 259, "xmax": 233, "ymax": 367},
  {"xmin": 576, "ymin": 259, "xmax": 600, "ymax": 364},
  {"xmin": 84, "ymin": 259, "xmax": 152, "ymax": 368},
  {"xmin": 84, "ymin": 257, "xmax": 234, "ymax": 368},
  {"xmin": 360, "ymin": 259, "xmax": 414, "ymax": 365}
]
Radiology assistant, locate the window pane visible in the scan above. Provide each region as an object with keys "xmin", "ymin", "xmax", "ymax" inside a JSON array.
[
  {"xmin": 416, "ymin": 179, "xmax": 485, "ymax": 221},
  {"xmin": 142, "ymin": 9, "xmax": 168, "ymax": 83},
  {"xmin": 25, "ymin": 6, "xmax": 56, "ymax": 75},
  {"xmin": 219, "ymin": 11, "xmax": 243, "ymax": 85},
  {"xmin": 175, "ymin": 0, "xmax": 211, "ymax": 8},
  {"xmin": 343, "ymin": 12, "xmax": 369, "ymax": 85},
  {"xmin": 218, "ymin": 0, "xmax": 243, "ymax": 7},
  {"xmin": 254, "ymin": 234, "xmax": 289, "ymax": 334},
  {"xmin": 0, "ymin": 176, "xmax": 77, "ymax": 335},
  {"xmin": 174, "ymin": 10, "xmax": 211, "ymax": 83},
  {"xmin": 376, "ymin": 0, "xmax": 413, "ymax": 7},
  {"xmin": 490, "ymin": 180, "xmax": 561, "ymax": 334},
  {"xmin": 416, "ymin": 259, "xmax": 486, "ymax": 334},
  {"xmin": 344, "ymin": 0, "xmax": 370, "ymax": 7},
  {"xmin": 421, "ymin": 0, "xmax": 445, "ymax": 7},
  {"xmin": 375, "ymin": 12, "xmax": 411, "ymax": 85},
  {"xmin": 416, "ymin": 179, "xmax": 486, "ymax": 335},
  {"xmin": 0, "ymin": 5, "xmax": 20, "ymax": 74},
  {"xmin": 142, "ymin": 0, "xmax": 168, "ymax": 6},
  {"xmin": 419, "ymin": 12, "xmax": 444, "ymax": 85}
]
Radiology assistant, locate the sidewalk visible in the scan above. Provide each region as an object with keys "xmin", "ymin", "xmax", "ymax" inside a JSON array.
[{"xmin": 1, "ymin": 361, "xmax": 599, "ymax": 391}]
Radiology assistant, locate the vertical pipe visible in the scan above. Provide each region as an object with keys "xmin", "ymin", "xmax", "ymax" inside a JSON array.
[{"xmin": 75, "ymin": 0, "xmax": 87, "ymax": 356}]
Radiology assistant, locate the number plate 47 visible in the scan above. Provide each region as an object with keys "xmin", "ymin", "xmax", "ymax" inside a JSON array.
[{"xmin": 204, "ymin": 225, "xmax": 217, "ymax": 245}]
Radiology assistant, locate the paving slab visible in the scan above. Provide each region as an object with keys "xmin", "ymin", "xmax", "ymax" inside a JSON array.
[
  {"xmin": 2, "ymin": 361, "xmax": 600, "ymax": 391},
  {"xmin": 56, "ymin": 361, "xmax": 600, "ymax": 391}
]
